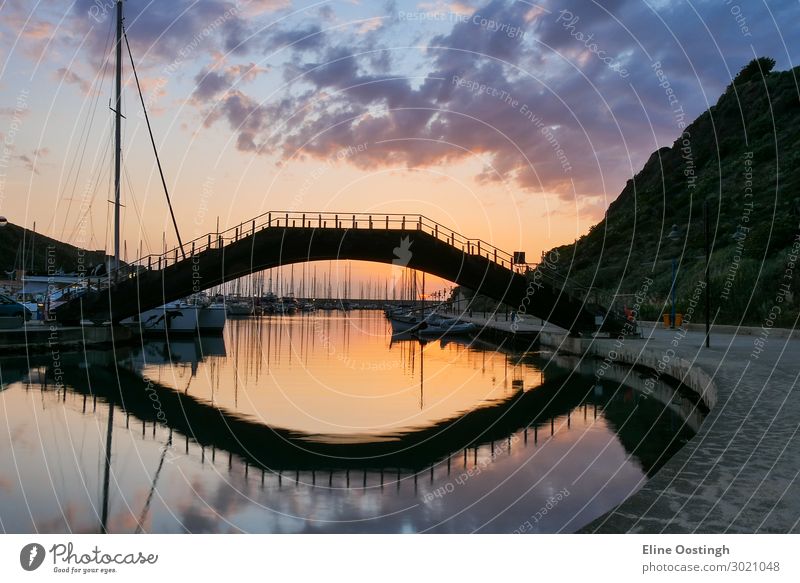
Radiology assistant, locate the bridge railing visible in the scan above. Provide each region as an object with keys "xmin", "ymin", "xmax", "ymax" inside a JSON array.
[{"xmin": 101, "ymin": 211, "xmax": 521, "ymax": 284}]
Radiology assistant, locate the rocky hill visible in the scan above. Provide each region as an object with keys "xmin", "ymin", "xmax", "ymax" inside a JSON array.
[
  {"xmin": 546, "ymin": 58, "xmax": 800, "ymax": 327},
  {"xmin": 0, "ymin": 221, "xmax": 106, "ymax": 277}
]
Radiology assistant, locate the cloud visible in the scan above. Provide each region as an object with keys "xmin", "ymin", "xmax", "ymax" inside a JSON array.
[
  {"xmin": 192, "ymin": 62, "xmax": 270, "ymax": 102},
  {"xmin": 15, "ymin": 151, "xmax": 45, "ymax": 174},
  {"xmin": 68, "ymin": 0, "xmax": 288, "ymax": 67},
  {"xmin": 195, "ymin": 0, "xmax": 795, "ymax": 202},
  {"xmin": 22, "ymin": 0, "xmax": 795, "ymax": 205},
  {"xmin": 265, "ymin": 24, "xmax": 326, "ymax": 54},
  {"xmin": 54, "ymin": 67, "xmax": 92, "ymax": 94}
]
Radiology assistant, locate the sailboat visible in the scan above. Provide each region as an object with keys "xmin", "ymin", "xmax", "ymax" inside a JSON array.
[{"xmin": 89, "ymin": 1, "xmax": 225, "ymax": 335}]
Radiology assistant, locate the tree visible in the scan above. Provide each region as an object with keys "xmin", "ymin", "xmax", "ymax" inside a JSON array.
[{"xmin": 727, "ymin": 57, "xmax": 776, "ymax": 92}]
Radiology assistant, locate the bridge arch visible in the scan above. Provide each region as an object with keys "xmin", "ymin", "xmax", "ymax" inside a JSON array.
[{"xmin": 53, "ymin": 212, "xmax": 603, "ymax": 332}]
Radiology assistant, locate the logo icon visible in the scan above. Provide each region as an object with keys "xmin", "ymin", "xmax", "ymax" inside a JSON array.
[
  {"xmin": 20, "ymin": 543, "xmax": 46, "ymax": 571},
  {"xmin": 392, "ymin": 236, "xmax": 413, "ymax": 267}
]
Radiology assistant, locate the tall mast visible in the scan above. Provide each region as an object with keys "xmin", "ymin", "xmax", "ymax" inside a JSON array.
[{"xmin": 113, "ymin": 0, "xmax": 123, "ymax": 273}]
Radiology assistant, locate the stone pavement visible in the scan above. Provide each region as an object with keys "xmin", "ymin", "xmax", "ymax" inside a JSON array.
[
  {"xmin": 553, "ymin": 324, "xmax": 800, "ymax": 533},
  {"xmin": 462, "ymin": 312, "xmax": 800, "ymax": 532}
]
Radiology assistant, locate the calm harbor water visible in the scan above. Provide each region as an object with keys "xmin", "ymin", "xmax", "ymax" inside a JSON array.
[{"xmin": 0, "ymin": 311, "xmax": 703, "ymax": 533}]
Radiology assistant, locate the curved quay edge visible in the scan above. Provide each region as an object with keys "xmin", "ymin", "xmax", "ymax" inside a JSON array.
[{"xmin": 539, "ymin": 329, "xmax": 800, "ymax": 534}]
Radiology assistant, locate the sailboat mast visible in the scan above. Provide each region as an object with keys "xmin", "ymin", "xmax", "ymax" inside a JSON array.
[{"xmin": 113, "ymin": 0, "xmax": 123, "ymax": 273}]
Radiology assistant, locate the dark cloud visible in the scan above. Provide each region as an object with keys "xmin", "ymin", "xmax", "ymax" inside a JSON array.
[
  {"xmin": 170, "ymin": 0, "xmax": 800, "ymax": 200},
  {"xmin": 69, "ymin": 0, "xmax": 286, "ymax": 67},
  {"xmin": 266, "ymin": 24, "xmax": 326, "ymax": 54},
  {"xmin": 192, "ymin": 62, "xmax": 269, "ymax": 101}
]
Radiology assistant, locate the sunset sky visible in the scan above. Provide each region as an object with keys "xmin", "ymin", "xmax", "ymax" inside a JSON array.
[{"xmin": 0, "ymin": 0, "xmax": 797, "ymax": 293}]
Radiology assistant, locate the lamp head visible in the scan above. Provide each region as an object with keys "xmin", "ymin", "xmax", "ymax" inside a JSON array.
[{"xmin": 667, "ymin": 224, "xmax": 681, "ymax": 241}]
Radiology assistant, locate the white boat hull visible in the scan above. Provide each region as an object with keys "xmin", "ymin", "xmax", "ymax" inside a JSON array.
[
  {"xmin": 389, "ymin": 315, "xmax": 424, "ymax": 333},
  {"xmin": 198, "ymin": 305, "xmax": 226, "ymax": 332},
  {"xmin": 122, "ymin": 303, "xmax": 199, "ymax": 333}
]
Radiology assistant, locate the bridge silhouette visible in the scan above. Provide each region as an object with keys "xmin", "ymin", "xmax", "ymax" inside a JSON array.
[{"xmin": 53, "ymin": 211, "xmax": 624, "ymax": 333}]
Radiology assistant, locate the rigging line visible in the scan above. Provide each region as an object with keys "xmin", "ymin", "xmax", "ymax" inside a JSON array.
[
  {"xmin": 122, "ymin": 26, "xmax": 185, "ymax": 259},
  {"xmin": 58, "ymin": 16, "xmax": 115, "ymax": 240},
  {"xmin": 122, "ymin": 163, "xmax": 153, "ymax": 253},
  {"xmin": 64, "ymin": 116, "xmax": 113, "ymax": 244},
  {"xmin": 64, "ymin": 130, "xmax": 111, "ymax": 246}
]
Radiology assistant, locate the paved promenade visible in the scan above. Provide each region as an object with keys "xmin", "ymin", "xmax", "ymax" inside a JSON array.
[{"xmin": 466, "ymin": 313, "xmax": 800, "ymax": 533}]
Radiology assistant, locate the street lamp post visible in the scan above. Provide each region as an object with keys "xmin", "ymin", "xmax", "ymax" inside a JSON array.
[
  {"xmin": 667, "ymin": 224, "xmax": 681, "ymax": 329},
  {"xmin": 703, "ymin": 200, "xmax": 711, "ymax": 348},
  {"xmin": 665, "ymin": 209, "xmax": 711, "ymax": 346},
  {"xmin": 670, "ymin": 257, "xmax": 678, "ymax": 328}
]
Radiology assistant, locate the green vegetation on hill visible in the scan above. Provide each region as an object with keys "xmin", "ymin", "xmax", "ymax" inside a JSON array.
[
  {"xmin": 546, "ymin": 59, "xmax": 800, "ymax": 327},
  {"xmin": 0, "ymin": 222, "xmax": 106, "ymax": 276}
]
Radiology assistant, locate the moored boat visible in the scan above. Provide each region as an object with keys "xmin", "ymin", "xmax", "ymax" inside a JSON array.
[
  {"xmin": 226, "ymin": 300, "xmax": 253, "ymax": 316},
  {"xmin": 122, "ymin": 301, "xmax": 199, "ymax": 334}
]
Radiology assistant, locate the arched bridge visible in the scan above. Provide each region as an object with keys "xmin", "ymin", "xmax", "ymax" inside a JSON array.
[{"xmin": 53, "ymin": 212, "xmax": 624, "ymax": 333}]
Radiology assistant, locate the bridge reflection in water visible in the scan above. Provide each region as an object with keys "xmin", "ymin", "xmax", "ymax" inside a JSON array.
[{"xmin": 0, "ymin": 312, "xmax": 705, "ymax": 533}]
